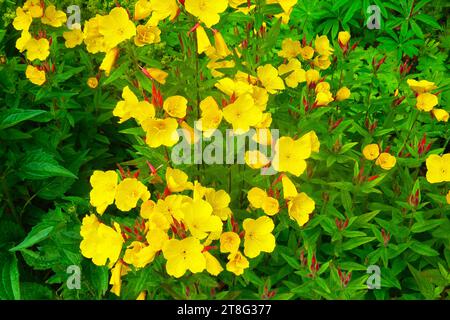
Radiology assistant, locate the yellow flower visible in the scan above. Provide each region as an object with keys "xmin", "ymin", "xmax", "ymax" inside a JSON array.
[
  {"xmin": 134, "ymin": 0, "xmax": 152, "ymax": 20},
  {"xmin": 305, "ymin": 69, "xmax": 320, "ymax": 85},
  {"xmin": 89, "ymin": 170, "xmax": 118, "ymax": 215},
  {"xmin": 146, "ymin": 227, "xmax": 169, "ymax": 251},
  {"xmin": 215, "ymin": 77, "xmax": 252, "ymax": 97},
  {"xmin": 83, "ymin": 15, "xmax": 107, "ymax": 54},
  {"xmin": 425, "ymin": 154, "xmax": 450, "ymax": 184},
  {"xmin": 288, "ymin": 192, "xmax": 315, "ymax": 226},
  {"xmin": 278, "ymin": 38, "xmax": 301, "ymax": 59},
  {"xmin": 196, "ymin": 25, "xmax": 212, "ymax": 54},
  {"xmin": 243, "ymin": 216, "xmax": 275, "ymax": 258},
  {"xmin": 261, "ymin": 197, "xmax": 280, "ymax": 216},
  {"xmin": 315, "ymin": 90, "xmax": 334, "ymax": 106},
  {"xmin": 99, "ymin": 7, "xmax": 136, "ymax": 50},
  {"xmin": 13, "ymin": 8, "xmax": 33, "ymax": 31},
  {"xmin": 220, "ymin": 232, "xmax": 240, "ymax": 253},
  {"xmin": 338, "ymin": 31, "xmax": 351, "ymax": 46},
  {"xmin": 407, "ymin": 79, "xmax": 437, "ymax": 94},
  {"xmin": 257, "ymin": 64, "xmax": 285, "ymax": 94},
  {"xmin": 229, "ymin": 0, "xmax": 255, "ymax": 14},
  {"xmin": 282, "ymin": 175, "xmax": 297, "ymax": 199},
  {"xmin": 25, "ymin": 38, "xmax": 50, "ymax": 61},
  {"xmin": 134, "ymin": 24, "xmax": 161, "ymax": 47},
  {"xmin": 197, "ymin": 96, "xmax": 223, "ymax": 136},
  {"xmin": 136, "ymin": 291, "xmax": 146, "ymax": 300},
  {"xmin": 206, "ymin": 31, "xmax": 232, "ymax": 59},
  {"xmin": 166, "ymin": 167, "xmax": 193, "ymax": 192},
  {"xmin": 207, "ymin": 60, "xmax": 236, "ymax": 78},
  {"xmin": 180, "ymin": 121, "xmax": 199, "ymax": 145},
  {"xmin": 162, "ymin": 237, "xmax": 206, "ymax": 278},
  {"xmin": 183, "ymin": 199, "xmax": 223, "ymax": 240},
  {"xmin": 129, "ymin": 101, "xmax": 156, "ymax": 125},
  {"xmin": 23, "ymin": 0, "xmax": 44, "ymax": 18},
  {"xmin": 63, "ymin": 29, "xmax": 84, "ymax": 48},
  {"xmin": 80, "ymin": 214, "xmax": 124, "ymax": 267},
  {"xmin": 416, "ymin": 93, "xmax": 438, "ymax": 111},
  {"xmin": 314, "ymin": 35, "xmax": 334, "ymax": 56},
  {"xmin": 25, "ymin": 65, "xmax": 46, "ymax": 86},
  {"xmin": 313, "ymin": 55, "xmax": 331, "ymax": 70},
  {"xmin": 87, "ymin": 77, "xmax": 99, "ymax": 89},
  {"xmin": 163, "ymin": 96, "xmax": 188, "ymax": 118},
  {"xmin": 100, "ymin": 47, "xmax": 119, "ymax": 76},
  {"xmin": 141, "ymin": 118, "xmax": 180, "ymax": 148},
  {"xmin": 223, "ymin": 94, "xmax": 262, "ymax": 134},
  {"xmin": 16, "ymin": 31, "xmax": 32, "ymax": 53},
  {"xmin": 299, "ymin": 46, "xmax": 314, "ymax": 60},
  {"xmin": 251, "ymin": 86, "xmax": 269, "ymax": 111},
  {"xmin": 245, "ymin": 150, "xmax": 270, "ymax": 169},
  {"xmin": 41, "ymin": 5, "xmax": 67, "ymax": 27},
  {"xmin": 185, "ymin": 0, "xmax": 228, "ymax": 28},
  {"xmin": 315, "ymin": 82, "xmax": 330, "ymax": 93},
  {"xmin": 247, "ymin": 187, "xmax": 267, "ymax": 209},
  {"xmin": 148, "ymin": 0, "xmax": 179, "ymax": 25},
  {"xmin": 432, "ymin": 109, "xmax": 449, "ymax": 122},
  {"xmin": 204, "ymin": 251, "xmax": 223, "ymax": 276},
  {"xmin": 278, "ymin": 59, "xmax": 306, "ymax": 88},
  {"xmin": 363, "ymin": 144, "xmax": 380, "ymax": 161},
  {"xmin": 298, "ymin": 131, "xmax": 320, "ymax": 153},
  {"xmin": 110, "ymin": 260, "xmax": 129, "ymax": 296},
  {"xmin": 146, "ymin": 67, "xmax": 168, "ymax": 84},
  {"xmin": 115, "ymin": 178, "xmax": 150, "ymax": 212},
  {"xmin": 123, "ymin": 241, "xmax": 156, "ymax": 268},
  {"xmin": 446, "ymin": 191, "xmax": 450, "ymax": 204},
  {"xmin": 140, "ymin": 200, "xmax": 156, "ymax": 219},
  {"xmin": 226, "ymin": 251, "xmax": 249, "ymax": 276},
  {"xmin": 375, "ymin": 153, "xmax": 396, "ymax": 170},
  {"xmin": 114, "ymin": 86, "xmax": 139, "ymax": 123},
  {"xmin": 154, "ymin": 194, "xmax": 186, "ymax": 222},
  {"xmin": 336, "ymin": 87, "xmax": 351, "ymax": 101},
  {"xmin": 204, "ymin": 189, "xmax": 232, "ymax": 221},
  {"xmin": 252, "ymin": 128, "xmax": 273, "ymax": 145},
  {"xmin": 272, "ymin": 136, "xmax": 312, "ymax": 177}
]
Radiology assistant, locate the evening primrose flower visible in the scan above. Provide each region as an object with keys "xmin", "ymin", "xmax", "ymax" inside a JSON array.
[
  {"xmin": 148, "ymin": 0, "xmax": 179, "ymax": 25},
  {"xmin": 220, "ymin": 232, "xmax": 240, "ymax": 253},
  {"xmin": 261, "ymin": 197, "xmax": 280, "ymax": 216},
  {"xmin": 63, "ymin": 29, "xmax": 84, "ymax": 48},
  {"xmin": 25, "ymin": 38, "xmax": 50, "ymax": 61},
  {"xmin": 166, "ymin": 167, "xmax": 193, "ymax": 192},
  {"xmin": 114, "ymin": 86, "xmax": 139, "ymax": 123},
  {"xmin": 272, "ymin": 136, "xmax": 312, "ymax": 177},
  {"xmin": 305, "ymin": 69, "xmax": 320, "ymax": 85},
  {"xmin": 336, "ymin": 87, "xmax": 351, "ymax": 101},
  {"xmin": 134, "ymin": 0, "xmax": 152, "ymax": 20},
  {"xmin": 298, "ymin": 131, "xmax": 320, "ymax": 153},
  {"xmin": 80, "ymin": 214, "xmax": 124, "ymax": 267},
  {"xmin": 416, "ymin": 93, "xmax": 438, "ymax": 111},
  {"xmin": 162, "ymin": 237, "xmax": 206, "ymax": 278},
  {"xmin": 299, "ymin": 46, "xmax": 314, "ymax": 60},
  {"xmin": 203, "ymin": 251, "xmax": 223, "ymax": 276},
  {"xmin": 140, "ymin": 199, "xmax": 156, "ymax": 219},
  {"xmin": 314, "ymin": 35, "xmax": 334, "ymax": 56},
  {"xmin": 41, "ymin": 5, "xmax": 67, "ymax": 27},
  {"xmin": 204, "ymin": 189, "xmax": 232, "ymax": 220},
  {"xmin": 407, "ymin": 79, "xmax": 437, "ymax": 94},
  {"xmin": 363, "ymin": 144, "xmax": 380, "ymax": 160},
  {"xmin": 146, "ymin": 67, "xmax": 168, "ymax": 84},
  {"xmin": 99, "ymin": 7, "xmax": 136, "ymax": 50},
  {"xmin": 288, "ymin": 192, "xmax": 315, "ymax": 226},
  {"xmin": 245, "ymin": 150, "xmax": 270, "ymax": 170},
  {"xmin": 226, "ymin": 251, "xmax": 249, "ymax": 275},
  {"xmin": 16, "ymin": 31, "xmax": 32, "ymax": 53},
  {"xmin": 110, "ymin": 260, "xmax": 129, "ymax": 296},
  {"xmin": 247, "ymin": 187, "xmax": 268, "ymax": 208},
  {"xmin": 183, "ymin": 199, "xmax": 223, "ymax": 240},
  {"xmin": 243, "ymin": 216, "xmax": 276, "ymax": 258},
  {"xmin": 278, "ymin": 59, "xmax": 306, "ymax": 88},
  {"xmin": 89, "ymin": 170, "xmax": 118, "ymax": 215},
  {"xmin": 223, "ymin": 94, "xmax": 263, "ymax": 134},
  {"xmin": 185, "ymin": 0, "xmax": 228, "ymax": 28},
  {"xmin": 315, "ymin": 82, "xmax": 330, "ymax": 93},
  {"xmin": 154, "ymin": 195, "xmax": 186, "ymax": 222},
  {"xmin": 25, "ymin": 65, "xmax": 46, "ymax": 86},
  {"xmin": 87, "ymin": 77, "xmax": 99, "ymax": 89},
  {"xmin": 141, "ymin": 118, "xmax": 179, "ymax": 148},
  {"xmin": 425, "ymin": 154, "xmax": 450, "ymax": 183},
  {"xmin": 13, "ymin": 8, "xmax": 33, "ymax": 31},
  {"xmin": 163, "ymin": 96, "xmax": 188, "ymax": 118},
  {"xmin": 196, "ymin": 25, "xmax": 212, "ymax": 54},
  {"xmin": 432, "ymin": 109, "xmax": 449, "ymax": 122},
  {"xmin": 83, "ymin": 15, "xmax": 107, "ymax": 54},
  {"xmin": 314, "ymin": 55, "xmax": 331, "ymax": 70},
  {"xmin": 282, "ymin": 175, "xmax": 298, "ymax": 199},
  {"xmin": 278, "ymin": 38, "xmax": 302, "ymax": 59},
  {"xmin": 23, "ymin": 0, "xmax": 44, "ymax": 18},
  {"xmin": 123, "ymin": 241, "xmax": 156, "ymax": 268},
  {"xmin": 338, "ymin": 31, "xmax": 351, "ymax": 46},
  {"xmin": 100, "ymin": 47, "xmax": 119, "ymax": 76},
  {"xmin": 257, "ymin": 64, "xmax": 285, "ymax": 94},
  {"xmin": 115, "ymin": 178, "xmax": 150, "ymax": 212},
  {"xmin": 197, "ymin": 96, "xmax": 223, "ymax": 135},
  {"xmin": 375, "ymin": 153, "xmax": 396, "ymax": 170},
  {"xmin": 134, "ymin": 25, "xmax": 161, "ymax": 47},
  {"xmin": 146, "ymin": 227, "xmax": 169, "ymax": 252},
  {"xmin": 315, "ymin": 90, "xmax": 334, "ymax": 106}
]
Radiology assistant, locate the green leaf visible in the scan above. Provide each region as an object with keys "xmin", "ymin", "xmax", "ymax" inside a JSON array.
[
  {"xmin": 280, "ymin": 253, "xmax": 301, "ymax": 270},
  {"xmin": 410, "ymin": 20, "xmax": 424, "ymax": 39},
  {"xmin": 411, "ymin": 220, "xmax": 443, "ymax": 233},
  {"xmin": 9, "ymin": 254, "xmax": 20, "ymax": 300},
  {"xmin": 102, "ymin": 62, "xmax": 131, "ymax": 86},
  {"xmin": 342, "ymin": 237, "xmax": 375, "ymax": 251},
  {"xmin": 10, "ymin": 225, "xmax": 55, "ymax": 252},
  {"xmin": 415, "ymin": 14, "xmax": 442, "ymax": 30},
  {"xmin": 18, "ymin": 150, "xmax": 77, "ymax": 180},
  {"xmin": 0, "ymin": 109, "xmax": 47, "ymax": 130},
  {"xmin": 409, "ymin": 241, "xmax": 439, "ymax": 256}
]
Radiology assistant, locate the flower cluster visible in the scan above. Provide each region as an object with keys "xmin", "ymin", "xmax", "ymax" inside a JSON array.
[{"xmin": 407, "ymin": 79, "xmax": 448, "ymax": 122}]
